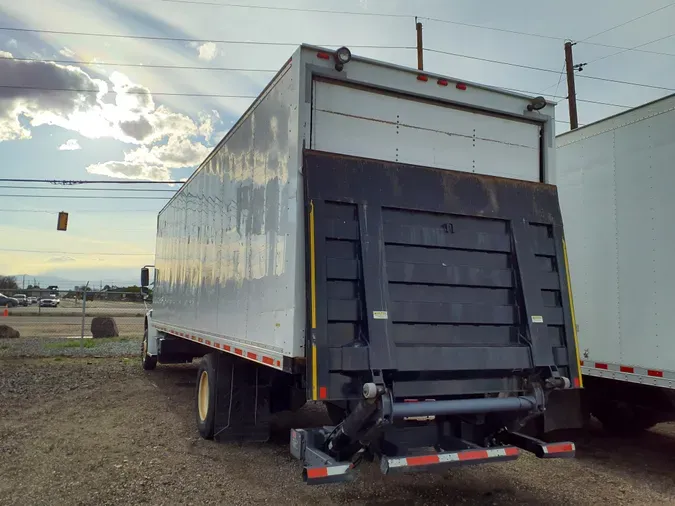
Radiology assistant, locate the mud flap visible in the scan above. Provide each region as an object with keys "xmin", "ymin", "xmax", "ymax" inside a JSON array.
[{"xmin": 544, "ymin": 388, "xmax": 584, "ymax": 432}]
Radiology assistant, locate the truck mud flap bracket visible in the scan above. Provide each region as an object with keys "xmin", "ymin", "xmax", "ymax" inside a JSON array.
[{"xmin": 290, "ymin": 428, "xmax": 355, "ymax": 485}]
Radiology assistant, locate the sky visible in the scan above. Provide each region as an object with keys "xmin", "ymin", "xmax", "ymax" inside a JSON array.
[{"xmin": 1, "ymin": 0, "xmax": 674, "ymax": 288}]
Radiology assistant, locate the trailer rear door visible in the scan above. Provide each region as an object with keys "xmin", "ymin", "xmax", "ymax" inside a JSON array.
[
  {"xmin": 311, "ymin": 77, "xmax": 543, "ymax": 182},
  {"xmin": 304, "ymin": 150, "xmax": 581, "ymax": 402}
]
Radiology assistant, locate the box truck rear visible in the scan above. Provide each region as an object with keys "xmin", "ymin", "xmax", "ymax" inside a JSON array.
[
  {"xmin": 141, "ymin": 44, "xmax": 582, "ymax": 483},
  {"xmin": 556, "ymin": 94, "xmax": 675, "ymax": 435}
]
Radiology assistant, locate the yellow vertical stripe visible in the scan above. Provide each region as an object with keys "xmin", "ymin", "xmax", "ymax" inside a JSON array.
[
  {"xmin": 563, "ymin": 239, "xmax": 583, "ymax": 388},
  {"xmin": 309, "ymin": 201, "xmax": 318, "ymax": 400},
  {"xmin": 309, "ymin": 201, "xmax": 317, "ymax": 330}
]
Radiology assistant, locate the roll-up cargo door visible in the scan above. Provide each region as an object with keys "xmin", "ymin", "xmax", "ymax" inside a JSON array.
[{"xmin": 311, "ymin": 77, "xmax": 543, "ymax": 182}]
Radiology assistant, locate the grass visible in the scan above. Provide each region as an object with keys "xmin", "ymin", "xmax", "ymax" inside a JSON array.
[{"xmin": 46, "ymin": 340, "xmax": 98, "ymax": 349}]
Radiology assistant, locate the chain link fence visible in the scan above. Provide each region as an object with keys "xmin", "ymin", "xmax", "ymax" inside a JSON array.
[{"xmin": 0, "ymin": 288, "xmax": 147, "ymax": 340}]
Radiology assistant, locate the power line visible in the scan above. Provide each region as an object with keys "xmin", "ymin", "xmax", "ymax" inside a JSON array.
[
  {"xmin": 1, "ymin": 56, "xmax": 277, "ymax": 73},
  {"xmin": 0, "ymin": 84, "xmax": 257, "ymax": 98},
  {"xmin": 157, "ymin": 0, "xmax": 411, "ymax": 18},
  {"xmin": 587, "ymin": 31, "xmax": 675, "ymax": 65},
  {"xmin": 0, "ymin": 194, "xmax": 170, "ymax": 199},
  {"xmin": 425, "ymin": 48, "xmax": 561, "ymax": 74},
  {"xmin": 502, "ymin": 87, "xmax": 632, "ymax": 108},
  {"xmin": 0, "ymin": 248, "xmax": 153, "ymax": 256},
  {"xmin": 0, "ymin": 178, "xmax": 183, "ymax": 184},
  {"xmin": 425, "ymin": 48, "xmax": 674, "ymax": 93},
  {"xmin": 0, "ymin": 27, "xmax": 413, "ymax": 50},
  {"xmin": 580, "ymin": 2, "xmax": 675, "ymax": 42},
  {"xmin": 0, "ymin": 185, "xmax": 176, "ymax": 192},
  {"xmin": 0, "ymin": 209, "xmax": 158, "ymax": 213}
]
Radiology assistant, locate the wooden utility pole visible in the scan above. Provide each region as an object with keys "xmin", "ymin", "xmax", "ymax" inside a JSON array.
[
  {"xmin": 415, "ymin": 18, "xmax": 424, "ymax": 70},
  {"xmin": 564, "ymin": 41, "xmax": 579, "ymax": 130}
]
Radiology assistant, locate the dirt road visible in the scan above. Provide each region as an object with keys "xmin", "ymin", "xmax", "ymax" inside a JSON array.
[{"xmin": 2, "ymin": 357, "xmax": 675, "ymax": 505}]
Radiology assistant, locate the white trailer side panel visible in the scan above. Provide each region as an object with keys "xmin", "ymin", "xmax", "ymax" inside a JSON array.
[
  {"xmin": 556, "ymin": 94, "xmax": 675, "ymax": 375},
  {"xmin": 312, "ymin": 80, "xmax": 543, "ymax": 182},
  {"xmin": 153, "ymin": 60, "xmax": 303, "ymax": 358}
]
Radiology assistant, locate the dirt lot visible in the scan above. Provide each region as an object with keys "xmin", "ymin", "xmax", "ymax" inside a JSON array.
[{"xmin": 2, "ymin": 358, "xmax": 675, "ymax": 506}]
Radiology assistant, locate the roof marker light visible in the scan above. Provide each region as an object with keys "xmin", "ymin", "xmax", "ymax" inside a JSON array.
[
  {"xmin": 317, "ymin": 52, "xmax": 330, "ymax": 60},
  {"xmin": 437, "ymin": 79, "xmax": 448, "ymax": 86},
  {"xmin": 417, "ymin": 75, "xmax": 428, "ymax": 82},
  {"xmin": 456, "ymin": 82, "xmax": 467, "ymax": 90}
]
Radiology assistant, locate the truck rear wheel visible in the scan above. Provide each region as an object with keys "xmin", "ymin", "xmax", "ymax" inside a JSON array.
[
  {"xmin": 592, "ymin": 402, "xmax": 658, "ymax": 436},
  {"xmin": 196, "ymin": 353, "xmax": 217, "ymax": 439}
]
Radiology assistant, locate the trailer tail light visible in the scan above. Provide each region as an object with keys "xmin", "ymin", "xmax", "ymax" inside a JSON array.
[
  {"xmin": 648, "ymin": 369, "xmax": 664, "ymax": 378},
  {"xmin": 595, "ymin": 362, "xmax": 608, "ymax": 369},
  {"xmin": 620, "ymin": 365, "xmax": 634, "ymax": 373},
  {"xmin": 316, "ymin": 52, "xmax": 330, "ymax": 60},
  {"xmin": 417, "ymin": 75, "xmax": 428, "ymax": 82},
  {"xmin": 437, "ymin": 79, "xmax": 448, "ymax": 86},
  {"xmin": 456, "ymin": 82, "xmax": 467, "ymax": 90}
]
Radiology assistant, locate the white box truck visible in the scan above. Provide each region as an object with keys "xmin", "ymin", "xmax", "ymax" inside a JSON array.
[
  {"xmin": 556, "ymin": 94, "xmax": 675, "ymax": 435},
  {"xmin": 141, "ymin": 44, "xmax": 582, "ymax": 484}
]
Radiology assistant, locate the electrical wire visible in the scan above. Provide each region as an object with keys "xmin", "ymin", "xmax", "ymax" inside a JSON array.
[
  {"xmin": 0, "ymin": 27, "xmax": 413, "ymax": 50},
  {"xmin": 0, "ymin": 185, "xmax": 176, "ymax": 192},
  {"xmin": 579, "ymin": 2, "xmax": 675, "ymax": 42},
  {"xmin": 0, "ymin": 84, "xmax": 256, "ymax": 98},
  {"xmin": 0, "ymin": 209, "xmax": 159, "ymax": 213},
  {"xmin": 424, "ymin": 48, "xmax": 561, "ymax": 74},
  {"xmin": 586, "ymin": 32, "xmax": 675, "ymax": 65},
  {"xmin": 0, "ymin": 178, "xmax": 183, "ymax": 184},
  {"xmin": 0, "ymin": 56, "xmax": 277, "ymax": 73},
  {"xmin": 0, "ymin": 194, "xmax": 170, "ymax": 199},
  {"xmin": 0, "ymin": 248, "xmax": 153, "ymax": 256}
]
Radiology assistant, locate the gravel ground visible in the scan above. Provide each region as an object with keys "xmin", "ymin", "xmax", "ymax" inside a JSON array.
[
  {"xmin": 0, "ymin": 336, "xmax": 141, "ymax": 358},
  {"xmin": 2, "ymin": 357, "xmax": 675, "ymax": 505}
]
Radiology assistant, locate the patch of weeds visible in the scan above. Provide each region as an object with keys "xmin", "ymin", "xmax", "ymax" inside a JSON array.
[
  {"xmin": 46, "ymin": 340, "xmax": 97, "ymax": 350},
  {"xmin": 0, "ymin": 344, "xmax": 9, "ymax": 350},
  {"xmin": 52, "ymin": 357, "xmax": 63, "ymax": 362}
]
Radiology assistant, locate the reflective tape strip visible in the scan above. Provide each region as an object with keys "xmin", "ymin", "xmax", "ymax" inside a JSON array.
[
  {"xmin": 542, "ymin": 442, "xmax": 575, "ymax": 454},
  {"xmin": 306, "ymin": 464, "xmax": 351, "ymax": 479},
  {"xmin": 152, "ymin": 322, "xmax": 285, "ymax": 371},
  {"xmin": 581, "ymin": 359, "xmax": 675, "ymax": 389},
  {"xmin": 386, "ymin": 447, "xmax": 518, "ymax": 468}
]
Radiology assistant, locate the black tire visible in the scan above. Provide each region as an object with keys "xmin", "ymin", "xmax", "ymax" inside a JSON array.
[
  {"xmin": 141, "ymin": 328, "xmax": 157, "ymax": 371},
  {"xmin": 592, "ymin": 402, "xmax": 658, "ymax": 437},
  {"xmin": 196, "ymin": 353, "xmax": 217, "ymax": 439}
]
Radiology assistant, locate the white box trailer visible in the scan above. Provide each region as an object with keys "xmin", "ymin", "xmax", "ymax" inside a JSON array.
[
  {"xmin": 141, "ymin": 44, "xmax": 582, "ymax": 484},
  {"xmin": 556, "ymin": 93, "xmax": 675, "ymax": 434}
]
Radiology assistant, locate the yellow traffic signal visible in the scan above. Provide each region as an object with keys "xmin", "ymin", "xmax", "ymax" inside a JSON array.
[{"xmin": 57, "ymin": 211, "xmax": 68, "ymax": 231}]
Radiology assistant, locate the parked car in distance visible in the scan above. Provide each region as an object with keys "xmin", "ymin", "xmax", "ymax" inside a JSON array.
[
  {"xmin": 0, "ymin": 294, "xmax": 19, "ymax": 307},
  {"xmin": 27, "ymin": 297, "xmax": 38, "ymax": 305},
  {"xmin": 13, "ymin": 294, "xmax": 28, "ymax": 306},
  {"xmin": 39, "ymin": 297, "xmax": 59, "ymax": 308}
]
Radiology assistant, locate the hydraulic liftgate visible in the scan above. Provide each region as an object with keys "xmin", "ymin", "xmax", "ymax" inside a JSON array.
[{"xmin": 295, "ymin": 150, "xmax": 581, "ymax": 483}]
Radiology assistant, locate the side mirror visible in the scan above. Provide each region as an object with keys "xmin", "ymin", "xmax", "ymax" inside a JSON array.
[{"xmin": 141, "ymin": 267, "xmax": 150, "ymax": 288}]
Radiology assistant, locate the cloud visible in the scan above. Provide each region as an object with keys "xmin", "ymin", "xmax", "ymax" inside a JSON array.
[
  {"xmin": 0, "ymin": 51, "xmax": 217, "ymax": 180},
  {"xmin": 58, "ymin": 139, "xmax": 82, "ymax": 150},
  {"xmin": 86, "ymin": 135, "xmax": 210, "ymax": 180},
  {"xmin": 59, "ymin": 47, "xmax": 76, "ymax": 58},
  {"xmin": 197, "ymin": 42, "xmax": 218, "ymax": 61}
]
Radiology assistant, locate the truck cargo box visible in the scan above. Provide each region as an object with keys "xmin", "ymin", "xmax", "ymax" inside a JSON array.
[{"xmin": 144, "ymin": 44, "xmax": 582, "ymax": 482}]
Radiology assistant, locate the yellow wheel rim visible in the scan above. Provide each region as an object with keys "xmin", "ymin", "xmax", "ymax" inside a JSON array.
[{"xmin": 198, "ymin": 371, "xmax": 209, "ymax": 421}]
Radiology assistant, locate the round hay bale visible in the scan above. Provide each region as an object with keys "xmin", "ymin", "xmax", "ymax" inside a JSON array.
[
  {"xmin": 0, "ymin": 325, "xmax": 20, "ymax": 339},
  {"xmin": 91, "ymin": 317, "xmax": 119, "ymax": 338}
]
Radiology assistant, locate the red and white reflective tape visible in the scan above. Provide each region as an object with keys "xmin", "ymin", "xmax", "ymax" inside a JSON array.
[
  {"xmin": 542, "ymin": 442, "xmax": 575, "ymax": 455},
  {"xmin": 152, "ymin": 321, "xmax": 286, "ymax": 371},
  {"xmin": 384, "ymin": 446, "xmax": 518, "ymax": 472},
  {"xmin": 305, "ymin": 464, "xmax": 351, "ymax": 480},
  {"xmin": 580, "ymin": 359, "xmax": 675, "ymax": 389}
]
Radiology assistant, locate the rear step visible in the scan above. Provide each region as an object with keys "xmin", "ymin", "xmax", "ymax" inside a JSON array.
[{"xmin": 291, "ymin": 426, "xmax": 574, "ymax": 485}]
